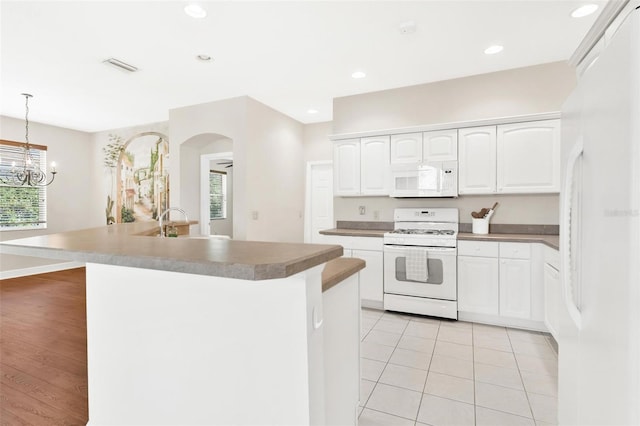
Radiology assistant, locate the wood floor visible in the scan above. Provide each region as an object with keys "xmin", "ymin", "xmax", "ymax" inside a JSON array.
[{"xmin": 1, "ymin": 268, "xmax": 88, "ymax": 425}]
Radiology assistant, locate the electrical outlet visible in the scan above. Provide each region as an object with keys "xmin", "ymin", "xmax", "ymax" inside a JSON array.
[
  {"xmin": 252, "ymin": 211, "xmax": 259, "ymax": 220},
  {"xmin": 373, "ymin": 210, "xmax": 380, "ymax": 220},
  {"xmin": 359, "ymin": 206, "xmax": 366, "ymax": 215}
]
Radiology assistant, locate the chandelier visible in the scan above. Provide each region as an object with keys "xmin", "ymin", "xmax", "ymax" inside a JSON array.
[{"xmin": 0, "ymin": 93, "xmax": 57, "ymax": 186}]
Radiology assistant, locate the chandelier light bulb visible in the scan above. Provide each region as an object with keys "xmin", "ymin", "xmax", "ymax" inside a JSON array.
[{"xmin": 51, "ymin": 161, "xmax": 57, "ymax": 172}]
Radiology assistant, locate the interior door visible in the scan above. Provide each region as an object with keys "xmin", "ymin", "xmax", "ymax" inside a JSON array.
[{"xmin": 305, "ymin": 162, "xmax": 334, "ymax": 243}]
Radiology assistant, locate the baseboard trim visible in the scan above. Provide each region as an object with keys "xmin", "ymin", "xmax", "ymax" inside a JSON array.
[
  {"xmin": 0, "ymin": 261, "xmax": 85, "ymax": 280},
  {"xmin": 458, "ymin": 311, "xmax": 547, "ymax": 332}
]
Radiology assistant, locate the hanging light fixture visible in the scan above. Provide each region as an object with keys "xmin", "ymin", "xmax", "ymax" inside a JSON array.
[{"xmin": 0, "ymin": 93, "xmax": 57, "ymax": 186}]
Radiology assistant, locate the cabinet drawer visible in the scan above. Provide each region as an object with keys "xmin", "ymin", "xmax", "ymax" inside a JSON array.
[
  {"xmin": 458, "ymin": 241, "xmax": 499, "ymax": 257},
  {"xmin": 499, "ymin": 242, "xmax": 531, "ymax": 259}
]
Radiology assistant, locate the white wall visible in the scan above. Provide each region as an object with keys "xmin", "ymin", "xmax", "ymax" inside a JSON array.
[
  {"xmin": 170, "ymin": 96, "xmax": 305, "ymax": 242},
  {"xmin": 246, "ymin": 98, "xmax": 305, "ymax": 242},
  {"xmin": 0, "ymin": 115, "xmax": 101, "ymax": 241},
  {"xmin": 329, "ymin": 61, "xmax": 576, "ymax": 226},
  {"xmin": 170, "ymin": 97, "xmax": 249, "ymax": 239},
  {"xmin": 303, "ymin": 121, "xmax": 333, "ymax": 163}
]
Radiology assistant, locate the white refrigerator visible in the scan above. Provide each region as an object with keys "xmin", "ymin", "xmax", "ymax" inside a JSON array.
[{"xmin": 559, "ymin": 6, "xmax": 640, "ymax": 425}]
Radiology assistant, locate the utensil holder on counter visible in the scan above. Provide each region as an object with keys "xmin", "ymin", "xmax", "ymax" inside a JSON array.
[{"xmin": 472, "ymin": 218, "xmax": 489, "ymax": 234}]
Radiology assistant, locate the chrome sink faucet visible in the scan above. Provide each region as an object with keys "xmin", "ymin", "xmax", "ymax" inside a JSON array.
[{"xmin": 158, "ymin": 208, "xmax": 189, "ymax": 238}]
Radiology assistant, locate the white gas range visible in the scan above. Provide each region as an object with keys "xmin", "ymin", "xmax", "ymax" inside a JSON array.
[{"xmin": 383, "ymin": 208, "xmax": 459, "ymax": 320}]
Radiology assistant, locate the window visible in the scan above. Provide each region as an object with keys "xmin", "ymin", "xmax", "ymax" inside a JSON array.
[
  {"xmin": 209, "ymin": 170, "xmax": 227, "ymax": 220},
  {"xmin": 0, "ymin": 140, "xmax": 48, "ymax": 230}
]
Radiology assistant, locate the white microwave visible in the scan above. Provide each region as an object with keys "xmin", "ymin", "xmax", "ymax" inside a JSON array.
[{"xmin": 389, "ymin": 161, "xmax": 458, "ymax": 198}]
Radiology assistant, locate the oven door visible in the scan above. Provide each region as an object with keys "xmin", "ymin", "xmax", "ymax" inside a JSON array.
[{"xmin": 384, "ymin": 245, "xmax": 457, "ymax": 300}]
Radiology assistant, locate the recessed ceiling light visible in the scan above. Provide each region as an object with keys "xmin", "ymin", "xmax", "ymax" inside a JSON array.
[
  {"xmin": 351, "ymin": 71, "xmax": 366, "ymax": 79},
  {"xmin": 484, "ymin": 45, "xmax": 504, "ymax": 55},
  {"xmin": 196, "ymin": 54, "xmax": 212, "ymax": 61},
  {"xmin": 307, "ymin": 109, "xmax": 319, "ymax": 114},
  {"xmin": 184, "ymin": 3, "xmax": 207, "ymax": 19},
  {"xmin": 571, "ymin": 4, "xmax": 598, "ymax": 18}
]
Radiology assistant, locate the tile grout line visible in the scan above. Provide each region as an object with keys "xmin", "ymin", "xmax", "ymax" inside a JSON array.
[
  {"xmin": 506, "ymin": 329, "xmax": 536, "ymax": 421},
  {"xmin": 414, "ymin": 317, "xmax": 440, "ymax": 424},
  {"xmin": 472, "ymin": 322, "xmax": 477, "ymax": 426}
]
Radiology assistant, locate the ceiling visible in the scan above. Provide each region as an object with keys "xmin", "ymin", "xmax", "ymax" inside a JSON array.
[{"xmin": 0, "ymin": 1, "xmax": 604, "ymax": 133}]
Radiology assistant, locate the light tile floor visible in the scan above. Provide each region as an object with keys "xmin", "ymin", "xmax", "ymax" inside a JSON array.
[{"xmin": 358, "ymin": 308, "xmax": 558, "ymax": 426}]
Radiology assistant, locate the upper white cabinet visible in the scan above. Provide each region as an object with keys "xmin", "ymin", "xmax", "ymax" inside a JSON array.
[
  {"xmin": 458, "ymin": 126, "xmax": 497, "ymax": 194},
  {"xmin": 333, "ymin": 139, "xmax": 361, "ymax": 196},
  {"xmin": 459, "ymin": 120, "xmax": 560, "ymax": 195},
  {"xmin": 360, "ymin": 136, "xmax": 390, "ymax": 195},
  {"xmin": 423, "ymin": 129, "xmax": 458, "ymax": 162},
  {"xmin": 497, "ymin": 120, "xmax": 561, "ymax": 193},
  {"xmin": 334, "ymin": 136, "xmax": 390, "ymax": 197},
  {"xmin": 390, "ymin": 130, "xmax": 458, "ymax": 164},
  {"xmin": 390, "ymin": 133, "xmax": 422, "ymax": 164}
]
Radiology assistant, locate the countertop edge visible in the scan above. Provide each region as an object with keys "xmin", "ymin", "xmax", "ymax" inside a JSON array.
[
  {"xmin": 0, "ymin": 228, "xmax": 345, "ymax": 281},
  {"xmin": 318, "ymin": 228, "xmax": 559, "ymax": 250},
  {"xmin": 319, "ymin": 229, "xmax": 386, "ymax": 238},
  {"xmin": 457, "ymin": 233, "xmax": 559, "ymax": 250},
  {"xmin": 322, "ymin": 257, "xmax": 366, "ymax": 292}
]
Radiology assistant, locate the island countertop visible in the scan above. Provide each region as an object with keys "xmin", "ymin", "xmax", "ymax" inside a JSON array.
[{"xmin": 0, "ymin": 222, "xmax": 343, "ymax": 280}]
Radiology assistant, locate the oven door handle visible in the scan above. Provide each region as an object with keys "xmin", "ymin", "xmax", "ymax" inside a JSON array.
[{"xmin": 384, "ymin": 245, "xmax": 457, "ymax": 253}]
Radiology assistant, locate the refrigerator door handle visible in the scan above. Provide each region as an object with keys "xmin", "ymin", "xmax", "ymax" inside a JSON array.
[{"xmin": 561, "ymin": 139, "xmax": 583, "ymax": 330}]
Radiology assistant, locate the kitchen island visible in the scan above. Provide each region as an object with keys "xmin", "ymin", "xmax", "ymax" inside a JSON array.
[{"xmin": 0, "ymin": 223, "xmax": 359, "ymax": 426}]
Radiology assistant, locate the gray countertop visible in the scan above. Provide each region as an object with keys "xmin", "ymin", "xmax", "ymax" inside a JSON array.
[
  {"xmin": 318, "ymin": 228, "xmax": 559, "ymax": 250},
  {"xmin": 0, "ymin": 222, "xmax": 343, "ymax": 280}
]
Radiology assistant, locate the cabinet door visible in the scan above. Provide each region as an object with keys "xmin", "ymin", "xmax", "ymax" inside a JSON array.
[
  {"xmin": 391, "ymin": 133, "xmax": 422, "ymax": 164},
  {"xmin": 499, "ymin": 258, "xmax": 531, "ymax": 319},
  {"xmin": 360, "ymin": 136, "xmax": 390, "ymax": 196},
  {"xmin": 333, "ymin": 139, "xmax": 360, "ymax": 196},
  {"xmin": 497, "ymin": 119, "xmax": 560, "ymax": 193},
  {"xmin": 352, "ymin": 249, "xmax": 383, "ymax": 304},
  {"xmin": 543, "ymin": 262, "xmax": 560, "ymax": 339},
  {"xmin": 458, "ymin": 126, "xmax": 497, "ymax": 194},
  {"xmin": 458, "ymin": 256, "xmax": 499, "ymax": 315},
  {"xmin": 423, "ymin": 129, "xmax": 458, "ymax": 162}
]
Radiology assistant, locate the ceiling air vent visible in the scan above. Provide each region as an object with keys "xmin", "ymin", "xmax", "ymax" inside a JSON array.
[{"xmin": 103, "ymin": 58, "xmax": 138, "ymax": 73}]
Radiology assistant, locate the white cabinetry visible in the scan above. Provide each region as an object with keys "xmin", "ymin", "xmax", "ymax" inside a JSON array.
[
  {"xmin": 497, "ymin": 120, "xmax": 561, "ymax": 193},
  {"xmin": 458, "ymin": 120, "xmax": 560, "ymax": 195},
  {"xmin": 390, "ymin": 133, "xmax": 422, "ymax": 164},
  {"xmin": 333, "ymin": 139, "xmax": 360, "ymax": 196},
  {"xmin": 458, "ymin": 241, "xmax": 499, "ymax": 315},
  {"xmin": 360, "ymin": 136, "xmax": 390, "ymax": 195},
  {"xmin": 390, "ymin": 130, "xmax": 458, "ymax": 164},
  {"xmin": 499, "ymin": 243, "xmax": 532, "ymax": 319},
  {"xmin": 315, "ymin": 234, "xmax": 384, "ymax": 309},
  {"xmin": 458, "ymin": 126, "xmax": 497, "ymax": 194},
  {"xmin": 333, "ymin": 137, "xmax": 389, "ymax": 196},
  {"xmin": 423, "ymin": 129, "xmax": 458, "ymax": 161},
  {"xmin": 458, "ymin": 240, "xmax": 543, "ymax": 330},
  {"xmin": 543, "ymin": 246, "xmax": 560, "ymax": 340}
]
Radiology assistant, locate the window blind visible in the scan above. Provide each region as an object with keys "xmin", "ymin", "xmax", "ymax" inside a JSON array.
[
  {"xmin": 0, "ymin": 140, "xmax": 48, "ymax": 230},
  {"xmin": 209, "ymin": 171, "xmax": 226, "ymax": 220}
]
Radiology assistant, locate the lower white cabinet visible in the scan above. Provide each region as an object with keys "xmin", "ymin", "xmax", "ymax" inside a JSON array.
[
  {"xmin": 458, "ymin": 256, "xmax": 499, "ymax": 315},
  {"xmin": 543, "ymin": 246, "xmax": 560, "ymax": 340},
  {"xmin": 352, "ymin": 249, "xmax": 383, "ymax": 306},
  {"xmin": 499, "ymin": 258, "xmax": 531, "ymax": 319},
  {"xmin": 315, "ymin": 234, "xmax": 384, "ymax": 308},
  {"xmin": 458, "ymin": 240, "xmax": 541, "ymax": 329}
]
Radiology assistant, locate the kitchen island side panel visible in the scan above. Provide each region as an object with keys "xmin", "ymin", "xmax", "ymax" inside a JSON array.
[{"xmin": 85, "ymin": 263, "xmax": 323, "ymax": 425}]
